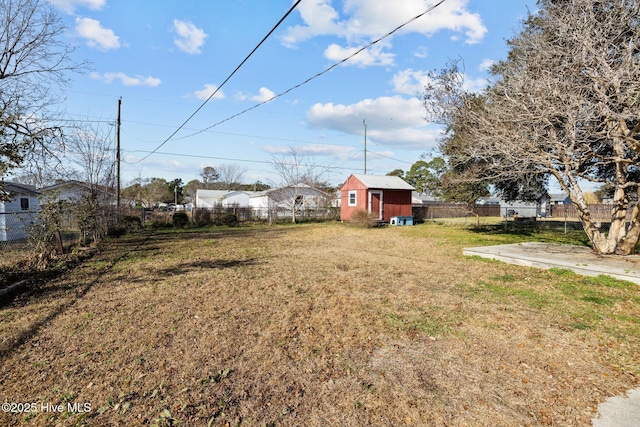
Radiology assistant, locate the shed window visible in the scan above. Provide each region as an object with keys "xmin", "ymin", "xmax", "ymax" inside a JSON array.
[
  {"xmin": 348, "ymin": 191, "xmax": 357, "ymax": 206},
  {"xmin": 20, "ymin": 197, "xmax": 29, "ymax": 210}
]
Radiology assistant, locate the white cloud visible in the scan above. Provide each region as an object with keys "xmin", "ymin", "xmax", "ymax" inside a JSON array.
[
  {"xmin": 479, "ymin": 58, "xmax": 495, "ymax": 72},
  {"xmin": 91, "ymin": 72, "xmax": 161, "ymax": 87},
  {"xmin": 263, "ymin": 143, "xmax": 358, "ymax": 160},
  {"xmin": 462, "ymin": 75, "xmax": 488, "ymax": 93},
  {"xmin": 280, "ymin": 0, "xmax": 343, "ymax": 48},
  {"xmin": 193, "ymin": 84, "xmax": 225, "ymax": 100},
  {"xmin": 250, "ymin": 87, "xmax": 276, "ymax": 103},
  {"xmin": 391, "ymin": 69, "xmax": 434, "ymax": 96},
  {"xmin": 75, "ymin": 17, "xmax": 120, "ymax": 50},
  {"xmin": 49, "ymin": 0, "xmax": 105, "ymax": 14},
  {"xmin": 392, "ymin": 68, "xmax": 487, "ymax": 95},
  {"xmin": 413, "ymin": 46, "xmax": 429, "ymax": 59},
  {"xmin": 324, "ymin": 41, "xmax": 395, "ymax": 67},
  {"xmin": 283, "ymin": 0, "xmax": 487, "ymax": 48},
  {"xmin": 173, "ymin": 19, "xmax": 208, "ymax": 54},
  {"xmin": 306, "ymin": 96, "xmax": 438, "ymax": 149}
]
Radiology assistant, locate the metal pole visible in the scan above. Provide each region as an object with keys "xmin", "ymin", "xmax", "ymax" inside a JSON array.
[{"xmin": 363, "ymin": 119, "xmax": 367, "ymax": 174}]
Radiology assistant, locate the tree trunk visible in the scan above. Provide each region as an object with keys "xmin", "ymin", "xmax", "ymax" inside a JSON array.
[{"xmin": 575, "ymin": 197, "xmax": 640, "ymax": 256}]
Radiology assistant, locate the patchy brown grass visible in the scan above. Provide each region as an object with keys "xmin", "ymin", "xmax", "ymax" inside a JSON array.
[{"xmin": 0, "ymin": 223, "xmax": 639, "ymax": 426}]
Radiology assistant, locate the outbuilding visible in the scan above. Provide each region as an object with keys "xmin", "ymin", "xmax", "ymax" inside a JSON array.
[{"xmin": 340, "ymin": 174, "xmax": 414, "ymax": 223}]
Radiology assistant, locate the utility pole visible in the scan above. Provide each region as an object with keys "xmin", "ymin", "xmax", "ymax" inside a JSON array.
[
  {"xmin": 363, "ymin": 119, "xmax": 367, "ymax": 174},
  {"xmin": 116, "ymin": 97, "xmax": 121, "ymax": 211}
]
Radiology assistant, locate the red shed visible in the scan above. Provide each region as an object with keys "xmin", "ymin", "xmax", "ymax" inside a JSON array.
[{"xmin": 340, "ymin": 174, "xmax": 415, "ymax": 223}]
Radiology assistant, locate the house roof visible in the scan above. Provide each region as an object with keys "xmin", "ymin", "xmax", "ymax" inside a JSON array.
[
  {"xmin": 196, "ymin": 190, "xmax": 235, "ymax": 199},
  {"xmin": 197, "ymin": 190, "xmax": 258, "ymax": 199},
  {"xmin": 249, "ymin": 185, "xmax": 328, "ymax": 198},
  {"xmin": 39, "ymin": 179, "xmax": 89, "ymax": 192},
  {"xmin": 0, "ymin": 181, "xmax": 40, "ymax": 196},
  {"xmin": 39, "ymin": 180, "xmax": 115, "ymax": 197},
  {"xmin": 347, "ymin": 174, "xmax": 415, "ymax": 190},
  {"xmin": 549, "ymin": 193, "xmax": 570, "ymax": 202},
  {"xmin": 412, "ymin": 191, "xmax": 441, "ymax": 204}
]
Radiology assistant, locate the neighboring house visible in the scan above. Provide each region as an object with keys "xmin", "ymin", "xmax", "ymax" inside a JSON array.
[
  {"xmin": 340, "ymin": 174, "xmax": 415, "ymax": 223},
  {"xmin": 549, "ymin": 193, "xmax": 572, "ymax": 205},
  {"xmin": 195, "ymin": 190, "xmax": 256, "ymax": 208},
  {"xmin": 39, "ymin": 180, "xmax": 118, "ymax": 205},
  {"xmin": 249, "ymin": 185, "xmax": 330, "ymax": 219},
  {"xmin": 412, "ymin": 191, "xmax": 441, "ymax": 206},
  {"xmin": 498, "ymin": 193, "xmax": 553, "ymax": 218},
  {"xmin": 0, "ymin": 182, "xmax": 41, "ymax": 242}
]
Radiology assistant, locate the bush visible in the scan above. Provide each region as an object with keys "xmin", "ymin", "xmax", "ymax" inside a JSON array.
[
  {"xmin": 122, "ymin": 215, "xmax": 142, "ymax": 230},
  {"xmin": 172, "ymin": 212, "xmax": 190, "ymax": 228},
  {"xmin": 220, "ymin": 213, "xmax": 238, "ymax": 227},
  {"xmin": 349, "ymin": 210, "xmax": 378, "ymax": 228}
]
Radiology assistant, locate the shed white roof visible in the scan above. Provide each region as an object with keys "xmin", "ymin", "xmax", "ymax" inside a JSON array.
[{"xmin": 350, "ymin": 174, "xmax": 414, "ymax": 190}]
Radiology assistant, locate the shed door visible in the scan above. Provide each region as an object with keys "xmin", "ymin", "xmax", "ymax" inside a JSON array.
[{"xmin": 369, "ymin": 191, "xmax": 382, "ymax": 220}]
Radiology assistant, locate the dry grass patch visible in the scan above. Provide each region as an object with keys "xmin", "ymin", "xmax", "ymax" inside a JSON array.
[{"xmin": 0, "ymin": 223, "xmax": 638, "ymax": 426}]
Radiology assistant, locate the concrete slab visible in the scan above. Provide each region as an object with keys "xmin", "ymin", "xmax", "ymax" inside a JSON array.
[
  {"xmin": 592, "ymin": 386, "xmax": 640, "ymax": 427},
  {"xmin": 463, "ymin": 242, "xmax": 640, "ymax": 284}
]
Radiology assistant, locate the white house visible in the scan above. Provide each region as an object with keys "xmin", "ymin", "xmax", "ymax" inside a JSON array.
[
  {"xmin": 0, "ymin": 182, "xmax": 41, "ymax": 242},
  {"xmin": 249, "ymin": 184, "xmax": 330, "ymax": 219},
  {"xmin": 39, "ymin": 180, "xmax": 121, "ymax": 206},
  {"xmin": 195, "ymin": 190, "xmax": 256, "ymax": 208}
]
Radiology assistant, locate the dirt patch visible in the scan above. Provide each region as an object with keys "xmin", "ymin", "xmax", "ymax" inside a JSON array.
[{"xmin": 0, "ymin": 224, "xmax": 638, "ymax": 426}]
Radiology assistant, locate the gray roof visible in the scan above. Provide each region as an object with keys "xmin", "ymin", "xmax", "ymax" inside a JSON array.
[
  {"xmin": 0, "ymin": 181, "xmax": 40, "ymax": 196},
  {"xmin": 350, "ymin": 174, "xmax": 414, "ymax": 190}
]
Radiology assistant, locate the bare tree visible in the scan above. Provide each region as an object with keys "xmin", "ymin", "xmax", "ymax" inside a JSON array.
[
  {"xmin": 217, "ymin": 163, "xmax": 245, "ymax": 190},
  {"xmin": 66, "ymin": 120, "xmax": 115, "ymax": 190},
  {"xmin": 270, "ymin": 147, "xmax": 332, "ymax": 223},
  {"xmin": 0, "ymin": 0, "xmax": 87, "ymax": 186},
  {"xmin": 424, "ymin": 0, "xmax": 640, "ymax": 255}
]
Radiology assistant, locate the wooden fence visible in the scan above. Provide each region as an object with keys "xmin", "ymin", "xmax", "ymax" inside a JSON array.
[{"xmin": 550, "ymin": 204, "xmax": 633, "ymax": 221}]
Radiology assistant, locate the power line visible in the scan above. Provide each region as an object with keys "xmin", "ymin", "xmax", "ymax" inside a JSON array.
[
  {"xmin": 133, "ymin": 0, "xmax": 303, "ymax": 164},
  {"xmin": 121, "ymin": 148, "xmax": 393, "ymax": 174},
  {"xmin": 120, "ymin": 118, "xmax": 357, "ymax": 147},
  {"xmin": 367, "ymin": 150, "xmax": 414, "ymax": 165},
  {"xmin": 172, "ymin": 0, "xmax": 449, "ymax": 142}
]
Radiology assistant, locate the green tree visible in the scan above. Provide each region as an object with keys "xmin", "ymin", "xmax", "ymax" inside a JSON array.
[
  {"xmin": 405, "ymin": 158, "xmax": 446, "ymax": 196},
  {"xmin": 183, "ymin": 179, "xmax": 202, "ymax": 203},
  {"xmin": 167, "ymin": 178, "xmax": 184, "ymax": 204},
  {"xmin": 199, "ymin": 166, "xmax": 219, "ymax": 189},
  {"xmin": 386, "ymin": 169, "xmax": 404, "ymax": 178}
]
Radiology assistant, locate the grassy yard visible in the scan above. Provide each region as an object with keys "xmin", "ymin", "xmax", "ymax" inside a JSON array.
[{"xmin": 1, "ymin": 222, "xmax": 638, "ymax": 426}]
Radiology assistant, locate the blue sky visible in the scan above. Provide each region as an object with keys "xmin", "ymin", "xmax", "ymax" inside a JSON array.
[{"xmin": 51, "ymin": 0, "xmax": 537, "ymax": 188}]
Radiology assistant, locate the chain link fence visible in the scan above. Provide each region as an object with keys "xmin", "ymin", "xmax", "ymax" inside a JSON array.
[
  {"xmin": 413, "ymin": 203, "xmax": 501, "ymax": 221},
  {"xmin": 138, "ymin": 205, "xmax": 340, "ymax": 227},
  {"xmin": 0, "ymin": 204, "xmax": 139, "ymax": 263}
]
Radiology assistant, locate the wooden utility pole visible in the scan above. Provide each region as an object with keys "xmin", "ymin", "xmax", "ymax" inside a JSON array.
[{"xmin": 116, "ymin": 97, "xmax": 121, "ymax": 210}]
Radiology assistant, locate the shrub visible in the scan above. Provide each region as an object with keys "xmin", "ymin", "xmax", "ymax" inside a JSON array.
[
  {"xmin": 122, "ymin": 215, "xmax": 142, "ymax": 230},
  {"xmin": 220, "ymin": 213, "xmax": 238, "ymax": 227},
  {"xmin": 349, "ymin": 210, "xmax": 378, "ymax": 228},
  {"xmin": 172, "ymin": 212, "xmax": 190, "ymax": 228}
]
